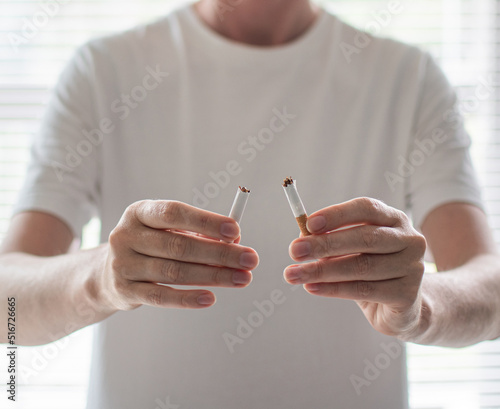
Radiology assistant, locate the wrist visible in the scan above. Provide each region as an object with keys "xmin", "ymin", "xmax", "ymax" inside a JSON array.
[
  {"xmin": 397, "ymin": 291, "xmax": 434, "ymax": 344},
  {"xmin": 81, "ymin": 244, "xmax": 118, "ymax": 319}
]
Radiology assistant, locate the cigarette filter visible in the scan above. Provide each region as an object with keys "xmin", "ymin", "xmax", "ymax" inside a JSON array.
[
  {"xmin": 229, "ymin": 186, "xmax": 250, "ymax": 224},
  {"xmin": 283, "ymin": 177, "xmax": 311, "ymax": 236}
]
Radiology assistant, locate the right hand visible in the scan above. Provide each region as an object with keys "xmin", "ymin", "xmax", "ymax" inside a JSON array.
[{"xmin": 97, "ymin": 200, "xmax": 259, "ymax": 311}]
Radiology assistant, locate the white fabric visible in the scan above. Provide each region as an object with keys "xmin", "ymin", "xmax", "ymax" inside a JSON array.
[{"xmin": 14, "ymin": 2, "xmax": 484, "ymax": 408}]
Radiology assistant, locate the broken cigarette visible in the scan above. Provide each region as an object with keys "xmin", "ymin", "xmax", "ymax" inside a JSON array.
[
  {"xmin": 229, "ymin": 186, "xmax": 250, "ymax": 224},
  {"xmin": 282, "ymin": 177, "xmax": 311, "ymax": 236}
]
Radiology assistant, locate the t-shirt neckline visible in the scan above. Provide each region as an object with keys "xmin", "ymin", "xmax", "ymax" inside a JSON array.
[{"xmin": 181, "ymin": 2, "xmax": 329, "ymax": 59}]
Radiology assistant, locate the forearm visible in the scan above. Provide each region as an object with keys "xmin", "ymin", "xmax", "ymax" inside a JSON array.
[
  {"xmin": 0, "ymin": 244, "xmax": 114, "ymax": 346},
  {"xmin": 405, "ymin": 253, "xmax": 500, "ymax": 347}
]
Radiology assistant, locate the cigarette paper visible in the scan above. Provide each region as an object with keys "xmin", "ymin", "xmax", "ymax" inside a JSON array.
[
  {"xmin": 229, "ymin": 186, "xmax": 250, "ymax": 224},
  {"xmin": 282, "ymin": 177, "xmax": 311, "ymax": 236}
]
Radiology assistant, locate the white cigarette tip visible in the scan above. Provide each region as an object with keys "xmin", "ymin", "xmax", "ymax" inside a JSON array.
[
  {"xmin": 229, "ymin": 187, "xmax": 250, "ymax": 224},
  {"xmin": 283, "ymin": 178, "xmax": 307, "ymax": 218}
]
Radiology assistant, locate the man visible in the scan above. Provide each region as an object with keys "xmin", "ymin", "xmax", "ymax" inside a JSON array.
[{"xmin": 1, "ymin": 0, "xmax": 499, "ymax": 407}]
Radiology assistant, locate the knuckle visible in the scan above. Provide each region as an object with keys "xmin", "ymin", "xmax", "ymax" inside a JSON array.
[
  {"xmin": 413, "ymin": 232, "xmax": 427, "ymax": 254},
  {"xmin": 198, "ymin": 213, "xmax": 211, "ymax": 232},
  {"xmin": 327, "ymin": 282, "xmax": 341, "ymax": 297},
  {"xmin": 361, "ymin": 228, "xmax": 377, "ymax": 249},
  {"xmin": 108, "ymin": 229, "xmax": 119, "ymax": 248},
  {"xmin": 160, "ymin": 200, "xmax": 183, "ymax": 225},
  {"xmin": 396, "ymin": 209, "xmax": 410, "ymax": 224},
  {"xmin": 356, "ymin": 281, "xmax": 374, "ymax": 298},
  {"xmin": 161, "ymin": 260, "xmax": 182, "ymax": 284},
  {"xmin": 147, "ymin": 287, "xmax": 165, "ymax": 307},
  {"xmin": 353, "ymin": 254, "xmax": 371, "ymax": 278},
  {"xmin": 125, "ymin": 200, "xmax": 142, "ymax": 216},
  {"xmin": 360, "ymin": 197, "xmax": 379, "ymax": 211},
  {"xmin": 167, "ymin": 234, "xmax": 191, "ymax": 259},
  {"xmin": 305, "ymin": 261, "xmax": 322, "ymax": 281},
  {"xmin": 115, "ymin": 201, "xmax": 147, "ymax": 234},
  {"xmin": 179, "ymin": 292, "xmax": 191, "ymax": 308},
  {"xmin": 108, "ymin": 226, "xmax": 126, "ymax": 248},
  {"xmin": 311, "ymin": 261, "xmax": 323, "ymax": 281},
  {"xmin": 210, "ymin": 268, "xmax": 223, "ymax": 285},
  {"xmin": 331, "ymin": 206, "xmax": 345, "ymax": 225},
  {"xmin": 322, "ymin": 233, "xmax": 337, "ymax": 254},
  {"xmin": 218, "ymin": 244, "xmax": 232, "ymax": 266},
  {"xmin": 360, "ymin": 197, "xmax": 387, "ymax": 217},
  {"xmin": 125, "ymin": 200, "xmax": 148, "ymax": 222}
]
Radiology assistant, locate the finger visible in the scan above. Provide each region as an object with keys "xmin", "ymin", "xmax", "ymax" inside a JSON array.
[
  {"xmin": 131, "ymin": 227, "xmax": 259, "ymax": 270},
  {"xmin": 306, "ymin": 197, "xmax": 407, "ymax": 234},
  {"xmin": 289, "ymin": 225, "xmax": 407, "ymax": 261},
  {"xmin": 174, "ymin": 230, "xmax": 223, "ymax": 241},
  {"xmin": 130, "ymin": 282, "xmax": 216, "ymax": 308},
  {"xmin": 173, "ymin": 230, "xmax": 241, "ymax": 245},
  {"xmin": 302, "ymin": 278, "xmax": 413, "ymax": 305},
  {"xmin": 188, "ymin": 231, "xmax": 242, "ymax": 245},
  {"xmin": 124, "ymin": 256, "xmax": 253, "ymax": 287},
  {"xmin": 284, "ymin": 253, "xmax": 409, "ymax": 285},
  {"xmin": 132, "ymin": 200, "xmax": 241, "ymax": 241}
]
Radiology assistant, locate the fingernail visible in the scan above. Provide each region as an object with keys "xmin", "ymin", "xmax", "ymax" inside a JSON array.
[
  {"xmin": 197, "ymin": 293, "xmax": 215, "ymax": 305},
  {"xmin": 285, "ymin": 266, "xmax": 302, "ymax": 282},
  {"xmin": 239, "ymin": 252, "xmax": 259, "ymax": 269},
  {"xmin": 291, "ymin": 241, "xmax": 311, "ymax": 258},
  {"xmin": 232, "ymin": 271, "xmax": 251, "ymax": 285},
  {"xmin": 307, "ymin": 215, "xmax": 326, "ymax": 233},
  {"xmin": 305, "ymin": 283, "xmax": 320, "ymax": 292},
  {"xmin": 220, "ymin": 222, "xmax": 239, "ymax": 239}
]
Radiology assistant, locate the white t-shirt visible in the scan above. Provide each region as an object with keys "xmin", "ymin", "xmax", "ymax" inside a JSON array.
[{"xmin": 14, "ymin": 2, "xmax": 483, "ymax": 408}]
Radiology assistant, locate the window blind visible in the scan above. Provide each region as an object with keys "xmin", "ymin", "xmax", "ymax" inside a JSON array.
[
  {"xmin": 322, "ymin": 1, "xmax": 500, "ymax": 408},
  {"xmin": 0, "ymin": 1, "xmax": 499, "ymax": 408}
]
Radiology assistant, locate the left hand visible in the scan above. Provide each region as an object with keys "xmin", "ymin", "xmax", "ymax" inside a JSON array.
[{"xmin": 284, "ymin": 197, "xmax": 427, "ymax": 339}]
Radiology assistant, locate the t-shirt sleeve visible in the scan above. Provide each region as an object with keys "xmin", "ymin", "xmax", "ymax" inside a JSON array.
[
  {"xmin": 12, "ymin": 43, "xmax": 101, "ymax": 239},
  {"xmin": 406, "ymin": 52, "xmax": 484, "ymax": 230}
]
